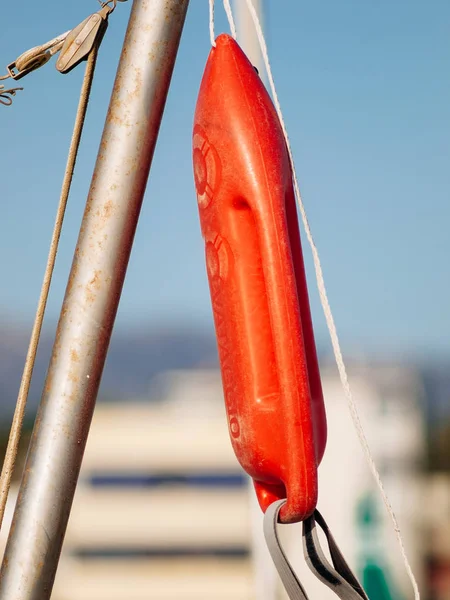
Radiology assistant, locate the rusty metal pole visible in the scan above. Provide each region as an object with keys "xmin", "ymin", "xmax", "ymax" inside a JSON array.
[{"xmin": 0, "ymin": 0, "xmax": 189, "ymax": 597}]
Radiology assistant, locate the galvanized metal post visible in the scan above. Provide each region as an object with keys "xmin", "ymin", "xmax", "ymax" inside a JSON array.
[
  {"xmin": 233, "ymin": 0, "xmax": 264, "ymax": 77},
  {"xmin": 0, "ymin": 0, "xmax": 189, "ymax": 597}
]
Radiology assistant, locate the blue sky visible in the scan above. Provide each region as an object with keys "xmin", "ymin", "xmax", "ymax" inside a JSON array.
[{"xmin": 0, "ymin": 0, "xmax": 449, "ymax": 358}]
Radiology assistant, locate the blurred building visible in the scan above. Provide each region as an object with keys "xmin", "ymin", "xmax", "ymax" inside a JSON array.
[
  {"xmin": 424, "ymin": 474, "xmax": 450, "ymax": 600},
  {"xmin": 0, "ymin": 364, "xmax": 431, "ymax": 599},
  {"xmin": 55, "ymin": 369, "xmax": 253, "ymax": 600}
]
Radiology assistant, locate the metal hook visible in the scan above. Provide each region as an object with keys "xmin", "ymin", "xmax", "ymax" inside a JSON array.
[
  {"xmin": 97, "ymin": 0, "xmax": 127, "ymax": 14},
  {"xmin": 0, "ymin": 85, "xmax": 23, "ymax": 106}
]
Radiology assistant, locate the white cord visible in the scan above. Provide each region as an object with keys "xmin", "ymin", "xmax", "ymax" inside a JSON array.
[
  {"xmin": 209, "ymin": 0, "xmax": 216, "ymax": 47},
  {"xmin": 222, "ymin": 0, "xmax": 237, "ymax": 39},
  {"xmin": 239, "ymin": 1, "xmax": 420, "ymax": 598}
]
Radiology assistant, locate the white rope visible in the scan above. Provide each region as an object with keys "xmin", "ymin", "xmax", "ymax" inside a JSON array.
[
  {"xmin": 240, "ymin": 1, "xmax": 421, "ymax": 599},
  {"xmin": 208, "ymin": 0, "xmax": 216, "ymax": 47},
  {"xmin": 222, "ymin": 0, "xmax": 237, "ymax": 40}
]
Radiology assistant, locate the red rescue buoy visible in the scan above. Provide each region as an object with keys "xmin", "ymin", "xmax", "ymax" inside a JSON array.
[{"xmin": 192, "ymin": 34, "xmax": 327, "ymax": 523}]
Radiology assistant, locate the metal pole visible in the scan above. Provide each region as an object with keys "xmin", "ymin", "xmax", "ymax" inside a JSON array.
[
  {"xmin": 233, "ymin": 0, "xmax": 264, "ymax": 78},
  {"xmin": 0, "ymin": 0, "xmax": 189, "ymax": 597}
]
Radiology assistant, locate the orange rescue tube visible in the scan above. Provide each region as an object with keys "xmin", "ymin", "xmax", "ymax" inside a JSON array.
[{"xmin": 192, "ymin": 34, "xmax": 327, "ymax": 523}]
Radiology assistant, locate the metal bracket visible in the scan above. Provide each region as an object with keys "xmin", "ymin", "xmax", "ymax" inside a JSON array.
[{"xmin": 56, "ymin": 10, "xmax": 110, "ymax": 74}]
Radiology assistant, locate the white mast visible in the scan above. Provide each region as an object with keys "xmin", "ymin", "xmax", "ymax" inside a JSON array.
[{"xmin": 233, "ymin": 0, "xmax": 265, "ymax": 78}]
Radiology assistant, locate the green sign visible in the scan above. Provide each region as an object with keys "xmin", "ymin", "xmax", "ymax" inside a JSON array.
[{"xmin": 356, "ymin": 494, "xmax": 403, "ymax": 600}]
